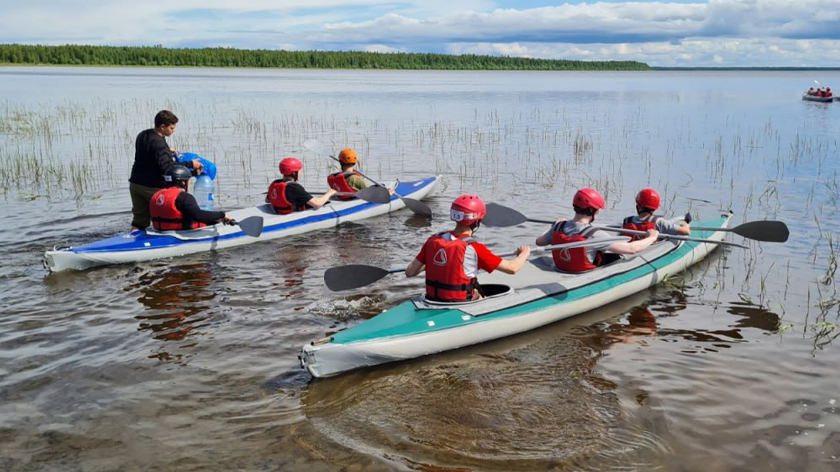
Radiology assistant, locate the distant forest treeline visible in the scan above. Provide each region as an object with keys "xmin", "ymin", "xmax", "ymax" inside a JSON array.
[{"xmin": 0, "ymin": 44, "xmax": 651, "ymax": 71}]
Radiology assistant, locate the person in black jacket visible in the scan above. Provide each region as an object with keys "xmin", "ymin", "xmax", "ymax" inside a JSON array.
[
  {"xmin": 150, "ymin": 166, "xmax": 231, "ymax": 231},
  {"xmin": 129, "ymin": 110, "xmax": 203, "ymax": 230}
]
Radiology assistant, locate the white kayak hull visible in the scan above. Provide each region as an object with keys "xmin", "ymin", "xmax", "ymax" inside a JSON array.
[
  {"xmin": 45, "ymin": 176, "xmax": 440, "ymax": 272},
  {"xmin": 300, "ymin": 214, "xmax": 730, "ymax": 378}
]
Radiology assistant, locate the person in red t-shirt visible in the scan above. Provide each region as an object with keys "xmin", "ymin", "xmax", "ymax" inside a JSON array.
[{"xmin": 405, "ymin": 194, "xmax": 530, "ymax": 302}]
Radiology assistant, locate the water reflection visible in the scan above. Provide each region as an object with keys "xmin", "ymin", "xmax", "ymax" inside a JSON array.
[
  {"xmin": 297, "ymin": 295, "xmax": 675, "ymax": 471},
  {"xmin": 135, "ymin": 264, "xmax": 216, "ymax": 360}
]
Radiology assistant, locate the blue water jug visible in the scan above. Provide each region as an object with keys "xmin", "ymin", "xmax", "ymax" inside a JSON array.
[{"xmin": 193, "ymin": 175, "xmax": 215, "ymax": 211}]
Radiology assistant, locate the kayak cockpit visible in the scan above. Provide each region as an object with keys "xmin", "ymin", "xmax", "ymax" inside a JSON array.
[{"xmin": 413, "ymin": 284, "xmax": 514, "ymax": 309}]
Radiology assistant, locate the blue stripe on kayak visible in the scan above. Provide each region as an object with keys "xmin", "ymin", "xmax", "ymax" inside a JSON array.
[
  {"xmin": 330, "ymin": 216, "xmax": 728, "ymax": 344},
  {"xmin": 68, "ymin": 177, "xmax": 436, "ymax": 254}
]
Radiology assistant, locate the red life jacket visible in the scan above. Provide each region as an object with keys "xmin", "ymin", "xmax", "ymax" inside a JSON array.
[
  {"xmin": 267, "ymin": 180, "xmax": 295, "ymax": 214},
  {"xmin": 622, "ymin": 215, "xmax": 660, "ymax": 241},
  {"xmin": 550, "ymin": 221, "xmax": 601, "ymax": 272},
  {"xmin": 150, "ymin": 187, "xmax": 207, "ymax": 230},
  {"xmin": 424, "ymin": 232, "xmax": 478, "ymax": 302},
  {"xmin": 327, "ymin": 172, "xmax": 362, "ymax": 200}
]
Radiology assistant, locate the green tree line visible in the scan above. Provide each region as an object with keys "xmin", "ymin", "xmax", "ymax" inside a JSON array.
[{"xmin": 0, "ymin": 44, "xmax": 651, "ymax": 71}]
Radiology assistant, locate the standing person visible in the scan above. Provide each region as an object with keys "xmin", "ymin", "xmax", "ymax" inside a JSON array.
[
  {"xmin": 535, "ymin": 188, "xmax": 659, "ymax": 273},
  {"xmin": 327, "ymin": 148, "xmax": 368, "ymax": 200},
  {"xmin": 266, "ymin": 157, "xmax": 337, "ymax": 214},
  {"xmin": 150, "ymin": 166, "xmax": 230, "ymax": 230},
  {"xmin": 405, "ymin": 194, "xmax": 530, "ymax": 302},
  {"xmin": 129, "ymin": 110, "xmax": 202, "ymax": 230},
  {"xmin": 622, "ymin": 188, "xmax": 690, "ymax": 240}
]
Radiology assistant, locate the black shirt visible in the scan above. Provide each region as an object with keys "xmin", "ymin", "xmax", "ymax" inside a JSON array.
[
  {"xmin": 129, "ymin": 128, "xmax": 184, "ymax": 188},
  {"xmin": 175, "ymin": 192, "xmax": 226, "ymax": 226},
  {"xmin": 285, "ymin": 181, "xmax": 314, "ymax": 209}
]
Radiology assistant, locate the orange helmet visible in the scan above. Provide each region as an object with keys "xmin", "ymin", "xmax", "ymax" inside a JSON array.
[
  {"xmin": 635, "ymin": 188, "xmax": 660, "ymax": 211},
  {"xmin": 450, "ymin": 194, "xmax": 486, "ymax": 226},
  {"xmin": 279, "ymin": 157, "xmax": 303, "ymax": 176},
  {"xmin": 338, "ymin": 148, "xmax": 358, "ymax": 165}
]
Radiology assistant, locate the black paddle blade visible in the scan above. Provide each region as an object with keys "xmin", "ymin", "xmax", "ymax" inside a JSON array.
[
  {"xmin": 733, "ymin": 220, "xmax": 789, "ymax": 242},
  {"xmin": 355, "ymin": 186, "xmax": 392, "ymax": 204},
  {"xmin": 483, "ymin": 203, "xmax": 530, "ymax": 227},
  {"xmin": 324, "ymin": 264, "xmax": 393, "ymax": 291},
  {"xmin": 401, "ymin": 197, "xmax": 432, "ymax": 218},
  {"xmin": 237, "ymin": 216, "xmax": 264, "ymax": 237}
]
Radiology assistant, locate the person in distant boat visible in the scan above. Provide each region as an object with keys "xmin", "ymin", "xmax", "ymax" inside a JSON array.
[
  {"xmin": 827, "ymin": 87, "xmax": 833, "ymax": 98},
  {"xmin": 535, "ymin": 188, "xmax": 659, "ymax": 273},
  {"xmin": 406, "ymin": 194, "xmax": 531, "ymax": 302},
  {"xmin": 327, "ymin": 148, "xmax": 368, "ymax": 200},
  {"xmin": 808, "ymin": 87, "xmax": 816, "ymax": 95},
  {"xmin": 150, "ymin": 166, "xmax": 230, "ymax": 230},
  {"xmin": 622, "ymin": 188, "xmax": 690, "ymax": 240},
  {"xmin": 266, "ymin": 157, "xmax": 337, "ymax": 214},
  {"xmin": 129, "ymin": 110, "xmax": 203, "ymax": 231}
]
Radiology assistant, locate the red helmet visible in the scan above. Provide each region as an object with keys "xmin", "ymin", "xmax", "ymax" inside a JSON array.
[
  {"xmin": 279, "ymin": 157, "xmax": 303, "ymax": 175},
  {"xmin": 450, "ymin": 194, "xmax": 486, "ymax": 225},
  {"xmin": 635, "ymin": 188, "xmax": 660, "ymax": 211},
  {"xmin": 572, "ymin": 188, "xmax": 605, "ymax": 210}
]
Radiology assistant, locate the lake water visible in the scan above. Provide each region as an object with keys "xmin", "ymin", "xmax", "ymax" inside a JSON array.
[{"xmin": 1, "ymin": 66, "xmax": 839, "ymax": 471}]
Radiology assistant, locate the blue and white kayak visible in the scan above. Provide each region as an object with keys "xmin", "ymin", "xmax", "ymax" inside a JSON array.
[
  {"xmin": 300, "ymin": 214, "xmax": 730, "ymax": 378},
  {"xmin": 44, "ymin": 176, "xmax": 440, "ymax": 272}
]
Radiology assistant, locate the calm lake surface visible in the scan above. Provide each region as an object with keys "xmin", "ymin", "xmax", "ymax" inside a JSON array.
[{"xmin": 1, "ymin": 66, "xmax": 839, "ymax": 471}]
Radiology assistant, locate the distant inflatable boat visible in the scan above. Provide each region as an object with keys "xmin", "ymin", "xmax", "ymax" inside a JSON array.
[{"xmin": 802, "ymin": 93, "xmax": 833, "ymax": 102}]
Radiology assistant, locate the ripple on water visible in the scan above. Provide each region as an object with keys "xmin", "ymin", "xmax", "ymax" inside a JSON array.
[{"xmin": 297, "ymin": 334, "xmax": 672, "ymax": 471}]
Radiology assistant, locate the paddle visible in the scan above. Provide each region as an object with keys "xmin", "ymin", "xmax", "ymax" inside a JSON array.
[
  {"xmin": 227, "ymin": 216, "xmax": 264, "ymax": 237},
  {"xmin": 261, "ymin": 186, "xmax": 391, "ymax": 204},
  {"xmin": 302, "ymin": 139, "xmax": 433, "ymax": 217},
  {"xmin": 483, "ymin": 203, "xmax": 752, "ymax": 249},
  {"xmin": 324, "ymin": 237, "xmax": 629, "ymax": 291},
  {"xmin": 686, "ymin": 216, "xmax": 789, "ymax": 243},
  {"xmin": 327, "ymin": 154, "xmax": 433, "ymax": 217}
]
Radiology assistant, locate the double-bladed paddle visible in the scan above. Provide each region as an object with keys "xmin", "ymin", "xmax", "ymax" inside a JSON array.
[
  {"xmin": 303, "ymin": 139, "xmax": 433, "ymax": 217},
  {"xmin": 482, "ymin": 203, "xmax": 784, "ymax": 248},
  {"xmin": 689, "ymin": 220, "xmax": 789, "ymax": 243},
  {"xmin": 227, "ymin": 216, "xmax": 264, "ymax": 237},
  {"xmin": 262, "ymin": 186, "xmax": 391, "ymax": 204},
  {"xmin": 324, "ymin": 236, "xmax": 629, "ymax": 291}
]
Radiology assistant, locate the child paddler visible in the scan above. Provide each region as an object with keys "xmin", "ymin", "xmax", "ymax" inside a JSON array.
[
  {"xmin": 535, "ymin": 188, "xmax": 658, "ymax": 273},
  {"xmin": 622, "ymin": 188, "xmax": 690, "ymax": 240},
  {"xmin": 266, "ymin": 157, "xmax": 337, "ymax": 214},
  {"xmin": 405, "ymin": 194, "xmax": 530, "ymax": 302}
]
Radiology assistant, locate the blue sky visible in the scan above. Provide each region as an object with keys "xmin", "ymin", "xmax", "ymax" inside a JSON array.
[{"xmin": 1, "ymin": 0, "xmax": 839, "ymax": 67}]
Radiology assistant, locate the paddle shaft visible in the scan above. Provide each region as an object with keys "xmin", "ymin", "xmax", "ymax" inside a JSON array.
[
  {"xmin": 495, "ymin": 212, "xmax": 747, "ymax": 248},
  {"xmin": 328, "ymin": 155, "xmax": 384, "ymax": 187},
  {"xmin": 324, "ymin": 237, "xmax": 629, "ymax": 291}
]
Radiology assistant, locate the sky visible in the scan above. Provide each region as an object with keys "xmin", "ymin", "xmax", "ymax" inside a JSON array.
[{"xmin": 1, "ymin": 0, "xmax": 839, "ymax": 67}]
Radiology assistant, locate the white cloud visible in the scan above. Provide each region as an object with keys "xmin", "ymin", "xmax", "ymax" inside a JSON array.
[{"xmin": 1, "ymin": 1, "xmax": 840, "ymax": 66}]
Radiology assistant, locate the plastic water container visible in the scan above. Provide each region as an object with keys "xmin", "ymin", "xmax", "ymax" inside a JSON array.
[{"xmin": 192, "ymin": 175, "xmax": 215, "ymax": 210}]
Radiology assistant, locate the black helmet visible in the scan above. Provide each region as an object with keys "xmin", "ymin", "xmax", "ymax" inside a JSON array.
[{"xmin": 165, "ymin": 165, "xmax": 192, "ymax": 183}]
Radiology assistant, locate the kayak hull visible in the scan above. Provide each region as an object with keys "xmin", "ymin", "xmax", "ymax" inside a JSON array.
[
  {"xmin": 802, "ymin": 93, "xmax": 833, "ymax": 102},
  {"xmin": 300, "ymin": 214, "xmax": 731, "ymax": 378},
  {"xmin": 44, "ymin": 176, "xmax": 440, "ymax": 272}
]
